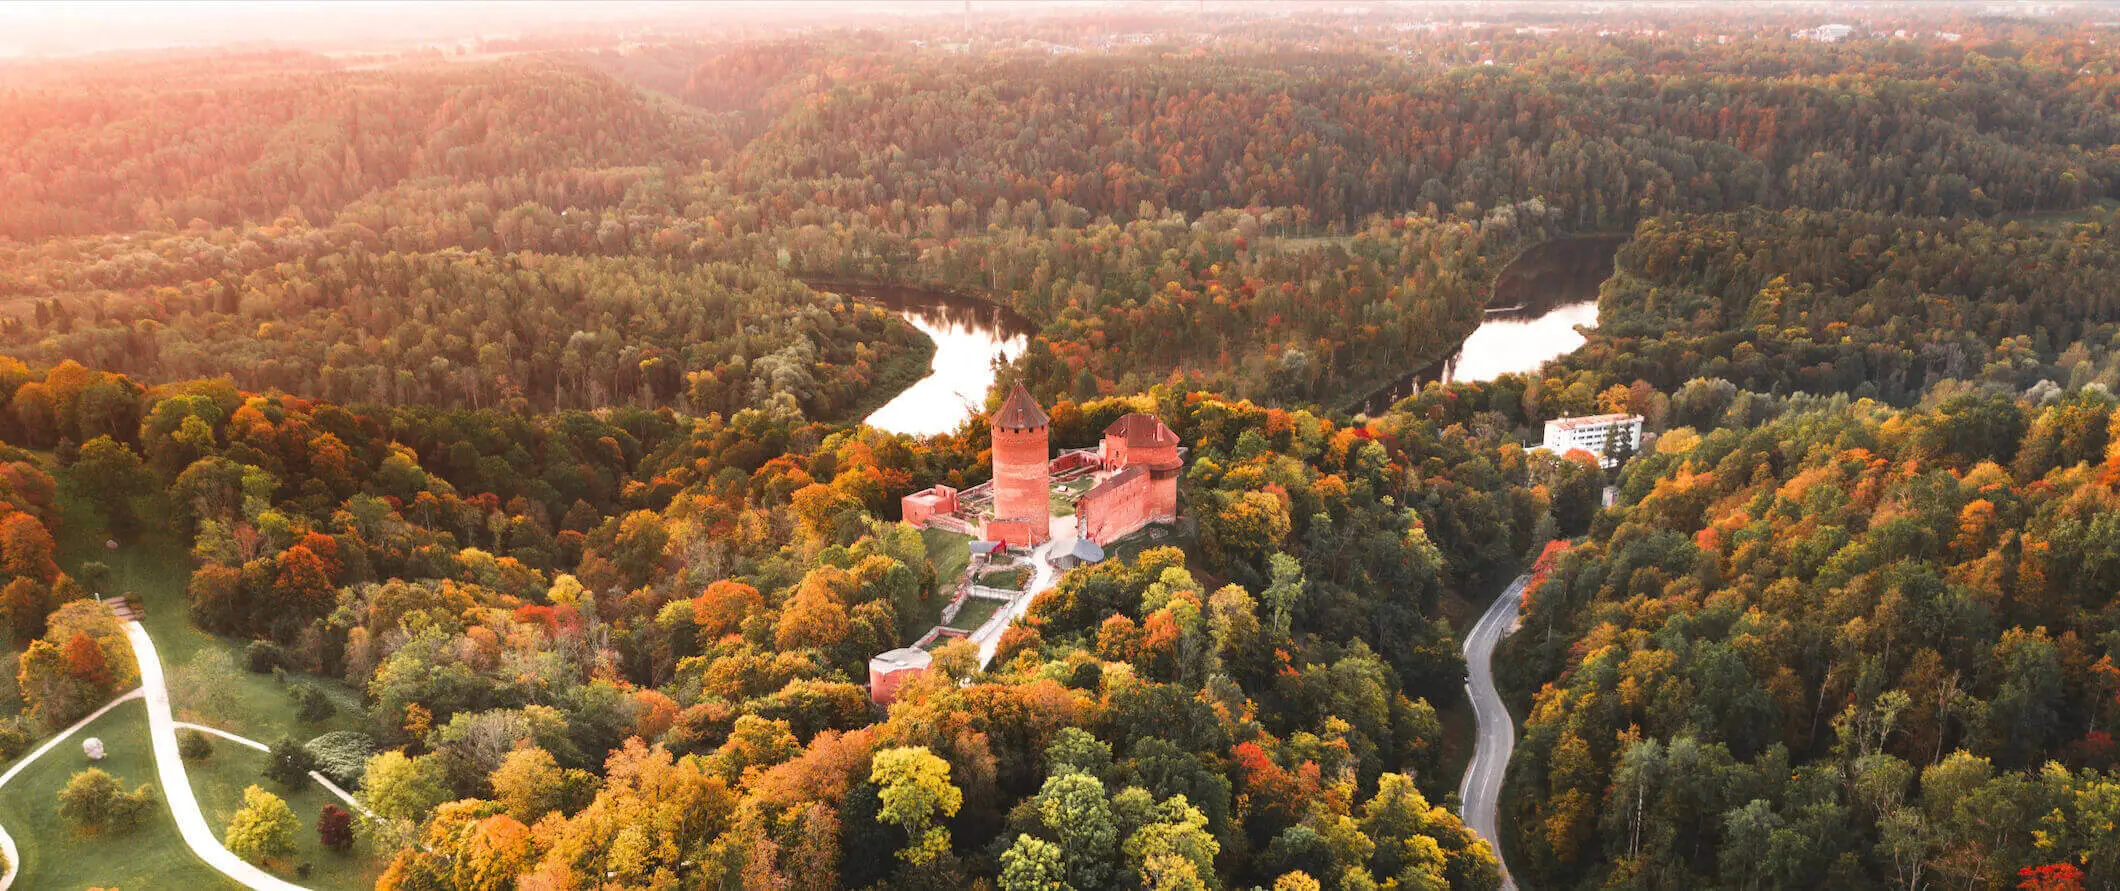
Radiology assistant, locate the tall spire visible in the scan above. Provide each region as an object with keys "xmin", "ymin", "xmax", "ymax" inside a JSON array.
[{"xmin": 991, "ymin": 383, "xmax": 1049, "ymax": 430}]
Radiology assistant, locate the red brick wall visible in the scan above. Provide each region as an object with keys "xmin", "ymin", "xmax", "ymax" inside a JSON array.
[
  {"xmin": 1079, "ymin": 472, "xmax": 1154, "ymax": 545},
  {"xmin": 901, "ymin": 486, "xmax": 957, "ymax": 527},
  {"xmin": 903, "ymin": 494, "xmax": 936, "ymax": 527},
  {"xmin": 992, "ymin": 423, "xmax": 1050, "ymax": 541},
  {"xmin": 1149, "ymin": 471, "xmax": 1178, "ymax": 520},
  {"xmin": 869, "ymin": 665, "xmax": 925, "ymax": 705},
  {"xmin": 983, "ymin": 517, "xmax": 1043, "ymax": 549}
]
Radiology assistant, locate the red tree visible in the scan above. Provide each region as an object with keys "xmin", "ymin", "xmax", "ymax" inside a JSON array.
[
  {"xmin": 317, "ymin": 803, "xmax": 354, "ymax": 854},
  {"xmin": 63, "ymin": 631, "xmax": 112, "ymax": 691},
  {"xmin": 2019, "ymin": 863, "xmax": 2087, "ymax": 891}
]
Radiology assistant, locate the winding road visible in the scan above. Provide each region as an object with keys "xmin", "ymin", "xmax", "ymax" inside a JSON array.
[{"xmin": 1459, "ymin": 573, "xmax": 1529, "ymax": 891}]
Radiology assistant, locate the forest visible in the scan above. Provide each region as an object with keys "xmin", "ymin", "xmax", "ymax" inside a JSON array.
[{"xmin": 1, "ymin": 4, "xmax": 2119, "ymax": 890}]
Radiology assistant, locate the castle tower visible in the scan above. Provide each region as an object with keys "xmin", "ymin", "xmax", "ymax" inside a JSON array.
[{"xmin": 988, "ymin": 384, "xmax": 1051, "ymax": 546}]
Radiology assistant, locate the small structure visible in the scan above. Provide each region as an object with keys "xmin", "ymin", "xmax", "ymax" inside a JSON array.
[
  {"xmin": 1792, "ymin": 23, "xmax": 1854, "ymax": 42},
  {"xmin": 83, "ymin": 737, "xmax": 105, "ymax": 761},
  {"xmin": 868, "ymin": 647, "xmax": 933, "ymax": 706},
  {"xmin": 902, "ymin": 485, "xmax": 959, "ymax": 528},
  {"xmin": 1538, "ymin": 413, "xmax": 1643, "ymax": 468},
  {"xmin": 1053, "ymin": 538, "xmax": 1105, "ymax": 570},
  {"xmin": 968, "ymin": 540, "xmax": 1005, "ymax": 558}
]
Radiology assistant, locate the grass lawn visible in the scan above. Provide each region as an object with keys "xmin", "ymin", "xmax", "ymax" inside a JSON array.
[
  {"xmin": 1103, "ymin": 522, "xmax": 1186, "ymax": 566},
  {"xmin": 946, "ymin": 597, "xmax": 1003, "ymax": 632},
  {"xmin": 976, "ymin": 566, "xmax": 1031, "ymax": 590},
  {"xmin": 0, "ymin": 698, "xmax": 239, "ymax": 890},
  {"xmin": 2001, "ymin": 197, "xmax": 2120, "ymax": 231},
  {"xmin": 912, "ymin": 527, "xmax": 974, "ymax": 641},
  {"xmin": 1049, "ymin": 476, "xmax": 1095, "ymax": 518},
  {"xmin": 183, "ymin": 739, "xmax": 389, "ymax": 889},
  {"xmin": 51, "ymin": 469, "xmax": 367, "ymax": 746}
]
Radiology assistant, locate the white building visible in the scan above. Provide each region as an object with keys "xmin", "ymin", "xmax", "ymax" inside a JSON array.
[
  {"xmin": 1793, "ymin": 23, "xmax": 1855, "ymax": 43},
  {"xmin": 1540, "ymin": 413, "xmax": 1643, "ymax": 467}
]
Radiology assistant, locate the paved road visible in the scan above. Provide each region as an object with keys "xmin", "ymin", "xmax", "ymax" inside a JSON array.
[{"xmin": 1459, "ymin": 573, "xmax": 1529, "ymax": 891}]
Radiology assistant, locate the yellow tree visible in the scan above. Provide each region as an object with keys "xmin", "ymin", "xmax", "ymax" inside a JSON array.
[{"xmin": 869, "ymin": 746, "xmax": 962, "ymax": 866}]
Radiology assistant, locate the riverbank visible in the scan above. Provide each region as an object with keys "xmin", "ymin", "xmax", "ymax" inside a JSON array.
[
  {"xmin": 1352, "ymin": 233, "xmax": 1627, "ymax": 415},
  {"xmin": 833, "ymin": 318, "xmax": 938, "ymax": 426},
  {"xmin": 805, "ymin": 279, "xmax": 1032, "ymax": 437}
]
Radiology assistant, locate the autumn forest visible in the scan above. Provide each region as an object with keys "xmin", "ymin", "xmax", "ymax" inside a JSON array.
[{"xmin": 1, "ymin": 3, "xmax": 2119, "ymax": 891}]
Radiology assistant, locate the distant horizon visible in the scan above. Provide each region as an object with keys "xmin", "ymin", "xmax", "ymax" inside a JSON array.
[{"xmin": 0, "ymin": 0, "xmax": 2083, "ymax": 61}]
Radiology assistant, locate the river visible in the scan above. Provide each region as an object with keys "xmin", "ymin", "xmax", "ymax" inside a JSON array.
[
  {"xmin": 811, "ymin": 282, "xmax": 1032, "ymax": 437},
  {"xmin": 1359, "ymin": 234, "xmax": 1624, "ymax": 415},
  {"xmin": 825, "ymin": 234, "xmax": 1620, "ymax": 434}
]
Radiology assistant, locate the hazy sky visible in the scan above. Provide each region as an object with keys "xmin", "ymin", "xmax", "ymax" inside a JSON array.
[{"xmin": 0, "ymin": 0, "xmax": 984, "ymax": 58}]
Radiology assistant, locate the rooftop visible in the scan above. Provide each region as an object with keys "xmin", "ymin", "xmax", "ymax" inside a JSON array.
[
  {"xmin": 870, "ymin": 647, "xmax": 933, "ymax": 672},
  {"xmin": 1062, "ymin": 538, "xmax": 1105, "ymax": 564},
  {"xmin": 992, "ymin": 384, "xmax": 1049, "ymax": 430},
  {"xmin": 1547, "ymin": 413, "xmax": 1640, "ymax": 431},
  {"xmin": 1104, "ymin": 412, "xmax": 1178, "ymax": 447},
  {"xmin": 1082, "ymin": 463, "xmax": 1148, "ymax": 499}
]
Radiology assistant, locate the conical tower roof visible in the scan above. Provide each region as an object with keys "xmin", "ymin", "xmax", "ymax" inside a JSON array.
[{"xmin": 991, "ymin": 384, "xmax": 1049, "ymax": 430}]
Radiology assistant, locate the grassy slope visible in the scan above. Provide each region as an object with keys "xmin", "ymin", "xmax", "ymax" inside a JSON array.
[
  {"xmin": 52, "ymin": 472, "xmax": 364, "ymax": 742},
  {"xmin": 912, "ymin": 527, "xmax": 973, "ymax": 640},
  {"xmin": 184, "ymin": 741, "xmax": 387, "ymax": 889},
  {"xmin": 49, "ymin": 467, "xmax": 388, "ymax": 888},
  {"xmin": 0, "ymin": 698, "xmax": 239, "ymax": 890}
]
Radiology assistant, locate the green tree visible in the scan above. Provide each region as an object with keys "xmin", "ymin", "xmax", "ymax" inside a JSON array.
[
  {"xmin": 265, "ymin": 735, "xmax": 318, "ymax": 788},
  {"xmin": 1263, "ymin": 552, "xmax": 1306, "ymax": 638},
  {"xmin": 359, "ymin": 750, "xmax": 449, "ymax": 822},
  {"xmin": 71, "ymin": 436, "xmax": 150, "ymax": 529},
  {"xmin": 1035, "ymin": 771, "xmax": 1120, "ymax": 889},
  {"xmin": 1000, "ymin": 834, "xmax": 1072, "ymax": 891}
]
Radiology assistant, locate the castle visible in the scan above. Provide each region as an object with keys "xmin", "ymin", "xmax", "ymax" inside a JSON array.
[{"xmin": 900, "ymin": 385, "xmax": 1182, "ymax": 548}]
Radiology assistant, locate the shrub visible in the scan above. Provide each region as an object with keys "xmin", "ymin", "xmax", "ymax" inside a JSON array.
[
  {"xmin": 304, "ymin": 731, "xmax": 377, "ymax": 789},
  {"xmin": 57, "ymin": 768, "xmax": 154, "ymax": 835},
  {"xmin": 178, "ymin": 728, "xmax": 214, "ymax": 762},
  {"xmin": 265, "ymin": 736, "xmax": 318, "ymax": 788},
  {"xmin": 291, "ymin": 682, "xmax": 334, "ymax": 723},
  {"xmin": 0, "ymin": 717, "xmax": 30, "ymax": 762},
  {"xmin": 244, "ymin": 640, "xmax": 284, "ymax": 674}
]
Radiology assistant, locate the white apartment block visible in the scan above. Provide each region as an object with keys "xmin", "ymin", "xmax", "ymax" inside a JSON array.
[{"xmin": 1540, "ymin": 413, "xmax": 1643, "ymax": 467}]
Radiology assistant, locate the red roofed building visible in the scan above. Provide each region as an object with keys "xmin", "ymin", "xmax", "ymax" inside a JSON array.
[{"xmin": 1072, "ymin": 412, "xmax": 1182, "ymax": 544}]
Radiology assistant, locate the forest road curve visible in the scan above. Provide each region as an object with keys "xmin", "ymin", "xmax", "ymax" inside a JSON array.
[{"xmin": 1460, "ymin": 573, "xmax": 1529, "ymax": 891}]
